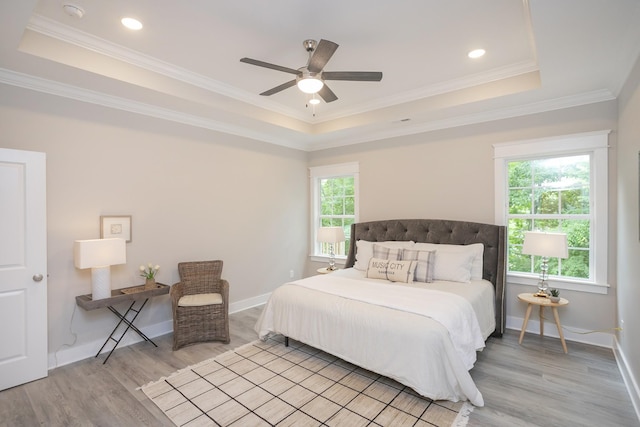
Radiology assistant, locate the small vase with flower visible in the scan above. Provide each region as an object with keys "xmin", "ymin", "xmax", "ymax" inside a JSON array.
[{"xmin": 140, "ymin": 263, "xmax": 160, "ymax": 290}]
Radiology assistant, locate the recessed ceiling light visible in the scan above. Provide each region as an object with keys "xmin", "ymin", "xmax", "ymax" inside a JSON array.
[
  {"xmin": 121, "ymin": 17, "xmax": 143, "ymax": 30},
  {"xmin": 468, "ymin": 49, "xmax": 486, "ymax": 59}
]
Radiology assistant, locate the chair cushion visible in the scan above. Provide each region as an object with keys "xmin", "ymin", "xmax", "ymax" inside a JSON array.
[{"xmin": 178, "ymin": 293, "xmax": 223, "ymax": 307}]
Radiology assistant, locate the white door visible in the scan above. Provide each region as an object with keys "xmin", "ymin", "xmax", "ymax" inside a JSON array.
[{"xmin": 0, "ymin": 148, "xmax": 48, "ymax": 391}]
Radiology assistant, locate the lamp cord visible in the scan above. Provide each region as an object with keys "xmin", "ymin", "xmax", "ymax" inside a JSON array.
[
  {"xmin": 537, "ymin": 313, "xmax": 622, "ymax": 334},
  {"xmin": 53, "ymin": 303, "xmax": 78, "ymax": 369}
]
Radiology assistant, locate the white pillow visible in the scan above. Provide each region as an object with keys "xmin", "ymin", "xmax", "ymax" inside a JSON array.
[
  {"xmin": 366, "ymin": 258, "xmax": 416, "ymax": 283},
  {"xmin": 412, "ymin": 243, "xmax": 484, "ymax": 280},
  {"xmin": 354, "ymin": 240, "xmax": 416, "ymax": 271},
  {"xmin": 432, "ymin": 250, "xmax": 476, "ymax": 283}
]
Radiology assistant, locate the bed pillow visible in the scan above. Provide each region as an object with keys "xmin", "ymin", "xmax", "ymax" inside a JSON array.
[
  {"xmin": 366, "ymin": 258, "xmax": 416, "ymax": 283},
  {"xmin": 354, "ymin": 240, "xmax": 416, "ymax": 270},
  {"xmin": 402, "ymin": 249, "xmax": 435, "ymax": 283},
  {"xmin": 432, "ymin": 250, "xmax": 476, "ymax": 283},
  {"xmin": 372, "ymin": 244, "xmax": 402, "ymax": 261},
  {"xmin": 412, "ymin": 243, "xmax": 484, "ymax": 280}
]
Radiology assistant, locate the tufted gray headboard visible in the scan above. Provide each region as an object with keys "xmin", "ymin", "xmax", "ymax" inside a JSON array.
[{"xmin": 345, "ymin": 219, "xmax": 506, "ymax": 336}]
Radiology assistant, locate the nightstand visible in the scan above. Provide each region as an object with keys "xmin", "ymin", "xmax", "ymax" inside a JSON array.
[
  {"xmin": 518, "ymin": 292, "xmax": 569, "ymax": 353},
  {"xmin": 316, "ymin": 267, "xmax": 338, "ymax": 274}
]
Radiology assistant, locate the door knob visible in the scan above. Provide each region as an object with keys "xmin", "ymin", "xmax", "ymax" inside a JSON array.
[{"xmin": 33, "ymin": 274, "xmax": 44, "ymax": 282}]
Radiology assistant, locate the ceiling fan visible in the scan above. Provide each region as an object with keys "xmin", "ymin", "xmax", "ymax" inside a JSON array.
[{"xmin": 240, "ymin": 39, "xmax": 383, "ymax": 103}]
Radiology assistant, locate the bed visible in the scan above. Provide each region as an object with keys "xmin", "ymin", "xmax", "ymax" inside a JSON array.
[{"xmin": 255, "ymin": 219, "xmax": 506, "ymax": 407}]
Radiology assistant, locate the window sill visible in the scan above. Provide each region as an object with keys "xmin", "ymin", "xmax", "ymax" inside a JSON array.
[
  {"xmin": 507, "ymin": 274, "xmax": 609, "ymax": 295},
  {"xmin": 310, "ymin": 255, "xmax": 346, "ymax": 267}
]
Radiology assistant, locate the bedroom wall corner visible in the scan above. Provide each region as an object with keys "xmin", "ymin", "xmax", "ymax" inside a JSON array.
[{"xmin": 616, "ymin": 51, "xmax": 640, "ymax": 418}]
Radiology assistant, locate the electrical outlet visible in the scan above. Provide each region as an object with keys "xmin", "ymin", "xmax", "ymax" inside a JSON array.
[{"xmin": 289, "ymin": 270, "xmax": 294, "ymax": 278}]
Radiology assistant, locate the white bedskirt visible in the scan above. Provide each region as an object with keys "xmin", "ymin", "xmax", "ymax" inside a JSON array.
[{"xmin": 255, "ymin": 273, "xmax": 488, "ymax": 406}]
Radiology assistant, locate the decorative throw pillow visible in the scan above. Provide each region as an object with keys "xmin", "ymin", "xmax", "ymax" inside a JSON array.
[
  {"xmin": 354, "ymin": 240, "xmax": 415, "ymax": 270},
  {"xmin": 366, "ymin": 258, "xmax": 416, "ymax": 283},
  {"xmin": 366, "ymin": 258, "xmax": 390, "ymax": 280},
  {"xmin": 413, "ymin": 243, "xmax": 484, "ymax": 280},
  {"xmin": 402, "ymin": 249, "xmax": 435, "ymax": 283},
  {"xmin": 372, "ymin": 244, "xmax": 402, "ymax": 261},
  {"xmin": 432, "ymin": 250, "xmax": 476, "ymax": 283}
]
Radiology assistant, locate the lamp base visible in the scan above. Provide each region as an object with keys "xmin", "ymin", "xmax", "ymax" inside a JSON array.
[
  {"xmin": 91, "ymin": 266, "xmax": 112, "ymax": 300},
  {"xmin": 533, "ymin": 291, "xmax": 549, "ymax": 298}
]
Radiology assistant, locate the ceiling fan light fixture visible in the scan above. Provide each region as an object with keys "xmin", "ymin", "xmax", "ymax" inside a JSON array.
[
  {"xmin": 297, "ymin": 76, "xmax": 324, "ymax": 94},
  {"xmin": 309, "ymin": 97, "xmax": 321, "ymax": 105}
]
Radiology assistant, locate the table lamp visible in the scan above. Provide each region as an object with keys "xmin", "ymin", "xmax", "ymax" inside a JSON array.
[
  {"xmin": 521, "ymin": 231, "xmax": 568, "ymax": 297},
  {"xmin": 74, "ymin": 238, "xmax": 126, "ymax": 299},
  {"xmin": 317, "ymin": 226, "xmax": 345, "ymax": 271}
]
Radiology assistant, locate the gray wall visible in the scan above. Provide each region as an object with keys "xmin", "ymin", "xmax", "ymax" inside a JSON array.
[
  {"xmin": 0, "ymin": 84, "xmax": 309, "ymax": 366},
  {"xmin": 617, "ymin": 53, "xmax": 640, "ymax": 409}
]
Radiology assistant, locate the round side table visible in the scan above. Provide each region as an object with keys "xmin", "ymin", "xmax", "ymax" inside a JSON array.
[{"xmin": 517, "ymin": 292, "xmax": 569, "ymax": 353}]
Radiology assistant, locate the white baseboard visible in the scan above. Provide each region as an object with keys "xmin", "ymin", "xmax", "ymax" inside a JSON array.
[
  {"xmin": 613, "ymin": 336, "xmax": 640, "ymax": 423},
  {"xmin": 505, "ymin": 315, "xmax": 615, "ymax": 348},
  {"xmin": 48, "ymin": 293, "xmax": 271, "ymax": 370},
  {"xmin": 229, "ymin": 292, "xmax": 270, "ymax": 314}
]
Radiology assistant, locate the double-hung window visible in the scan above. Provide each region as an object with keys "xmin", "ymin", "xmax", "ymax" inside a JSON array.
[
  {"xmin": 494, "ymin": 131, "xmax": 609, "ymax": 294},
  {"xmin": 309, "ymin": 162, "xmax": 359, "ymax": 262}
]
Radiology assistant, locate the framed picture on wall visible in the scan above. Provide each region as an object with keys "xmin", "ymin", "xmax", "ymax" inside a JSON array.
[{"xmin": 100, "ymin": 215, "xmax": 132, "ymax": 242}]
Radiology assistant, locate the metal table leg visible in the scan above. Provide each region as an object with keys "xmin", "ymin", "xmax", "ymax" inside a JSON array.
[{"xmin": 95, "ymin": 298, "xmax": 156, "ymax": 364}]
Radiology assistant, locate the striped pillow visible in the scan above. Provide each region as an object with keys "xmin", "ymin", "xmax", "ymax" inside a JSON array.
[
  {"xmin": 372, "ymin": 244, "xmax": 402, "ymax": 261},
  {"xmin": 402, "ymin": 249, "xmax": 435, "ymax": 283}
]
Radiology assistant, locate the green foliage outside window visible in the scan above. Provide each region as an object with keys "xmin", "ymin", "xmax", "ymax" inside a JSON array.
[
  {"xmin": 507, "ymin": 155, "xmax": 590, "ymax": 280},
  {"xmin": 319, "ymin": 176, "xmax": 354, "ymax": 256}
]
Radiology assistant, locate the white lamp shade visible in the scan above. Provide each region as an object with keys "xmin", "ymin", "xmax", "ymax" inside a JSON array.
[
  {"xmin": 317, "ymin": 227, "xmax": 345, "ymax": 244},
  {"xmin": 521, "ymin": 232, "xmax": 568, "ymax": 258},
  {"xmin": 74, "ymin": 238, "xmax": 126, "ymax": 269}
]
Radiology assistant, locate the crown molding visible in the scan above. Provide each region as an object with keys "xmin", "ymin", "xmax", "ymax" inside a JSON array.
[
  {"xmin": 26, "ymin": 14, "xmax": 310, "ymax": 122},
  {"xmin": 27, "ymin": 14, "xmax": 540, "ymax": 127},
  {"xmin": 0, "ymin": 67, "xmax": 615, "ymax": 153},
  {"xmin": 313, "ymin": 60, "xmax": 540, "ymax": 123},
  {"xmin": 0, "ymin": 68, "xmax": 303, "ymax": 150},
  {"xmin": 308, "ymin": 89, "xmax": 616, "ymax": 151}
]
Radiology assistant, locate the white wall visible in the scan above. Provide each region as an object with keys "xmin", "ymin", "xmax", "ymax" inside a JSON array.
[
  {"xmin": 616, "ymin": 53, "xmax": 640, "ymax": 414},
  {"xmin": 309, "ymin": 100, "xmax": 619, "ymax": 348},
  {"xmin": 0, "ymin": 84, "xmax": 309, "ymax": 367}
]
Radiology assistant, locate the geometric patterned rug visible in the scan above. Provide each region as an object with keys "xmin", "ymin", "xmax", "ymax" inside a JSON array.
[{"xmin": 140, "ymin": 335, "xmax": 472, "ymax": 426}]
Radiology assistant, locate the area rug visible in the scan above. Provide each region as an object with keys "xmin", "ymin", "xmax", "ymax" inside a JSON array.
[{"xmin": 140, "ymin": 336, "xmax": 473, "ymax": 426}]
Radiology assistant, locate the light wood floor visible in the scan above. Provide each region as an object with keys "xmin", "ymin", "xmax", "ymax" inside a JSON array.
[{"xmin": 1, "ymin": 306, "xmax": 637, "ymax": 426}]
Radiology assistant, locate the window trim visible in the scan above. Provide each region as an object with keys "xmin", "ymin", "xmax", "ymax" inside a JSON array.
[
  {"xmin": 309, "ymin": 162, "xmax": 359, "ymax": 263},
  {"xmin": 494, "ymin": 130, "xmax": 610, "ymax": 294}
]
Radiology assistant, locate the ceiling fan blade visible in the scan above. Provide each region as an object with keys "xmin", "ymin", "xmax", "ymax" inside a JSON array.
[
  {"xmin": 322, "ymin": 71, "xmax": 383, "ymax": 81},
  {"xmin": 308, "ymin": 39, "xmax": 339, "ymax": 73},
  {"xmin": 318, "ymin": 84, "xmax": 338, "ymax": 103},
  {"xmin": 240, "ymin": 58, "xmax": 301, "ymax": 75},
  {"xmin": 260, "ymin": 80, "xmax": 297, "ymax": 96}
]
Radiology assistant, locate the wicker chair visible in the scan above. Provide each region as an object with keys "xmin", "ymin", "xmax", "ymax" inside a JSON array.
[{"xmin": 170, "ymin": 260, "xmax": 230, "ymax": 350}]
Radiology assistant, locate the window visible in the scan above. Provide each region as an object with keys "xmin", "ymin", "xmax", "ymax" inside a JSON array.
[
  {"xmin": 494, "ymin": 131, "xmax": 609, "ymax": 294},
  {"xmin": 309, "ymin": 162, "xmax": 359, "ymax": 261}
]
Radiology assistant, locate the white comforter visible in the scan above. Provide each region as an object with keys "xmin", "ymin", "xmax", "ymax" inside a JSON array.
[{"xmin": 255, "ymin": 270, "xmax": 491, "ymax": 406}]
